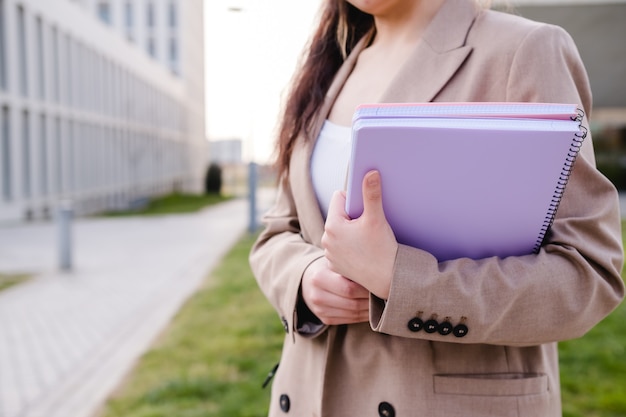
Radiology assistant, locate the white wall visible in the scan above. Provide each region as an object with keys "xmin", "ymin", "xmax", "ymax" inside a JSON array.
[{"xmin": 0, "ymin": 0, "xmax": 206, "ymax": 222}]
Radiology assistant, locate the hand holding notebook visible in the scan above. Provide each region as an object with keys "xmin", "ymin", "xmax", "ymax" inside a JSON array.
[{"xmin": 344, "ymin": 102, "xmax": 587, "ymax": 262}]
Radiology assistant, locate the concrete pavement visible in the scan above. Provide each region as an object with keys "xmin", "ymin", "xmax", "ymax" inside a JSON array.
[{"xmin": 0, "ymin": 191, "xmax": 274, "ymax": 417}]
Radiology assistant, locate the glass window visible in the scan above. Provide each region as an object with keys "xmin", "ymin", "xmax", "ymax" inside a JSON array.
[
  {"xmin": 39, "ymin": 114, "xmax": 47, "ymax": 196},
  {"xmin": 125, "ymin": 1, "xmax": 133, "ymax": 41},
  {"xmin": 146, "ymin": 2, "xmax": 155, "ymax": 28},
  {"xmin": 55, "ymin": 117, "xmax": 62, "ymax": 193},
  {"xmin": 1, "ymin": 106, "xmax": 10, "ymax": 201},
  {"xmin": 0, "ymin": 0, "xmax": 6, "ymax": 91},
  {"xmin": 147, "ymin": 37, "xmax": 156, "ymax": 58},
  {"xmin": 67, "ymin": 120, "xmax": 74, "ymax": 192},
  {"xmin": 168, "ymin": 1, "xmax": 177, "ymax": 28},
  {"xmin": 17, "ymin": 6, "xmax": 27, "ymax": 97},
  {"xmin": 22, "ymin": 110, "xmax": 30, "ymax": 198},
  {"xmin": 169, "ymin": 37, "xmax": 177, "ymax": 63},
  {"xmin": 65, "ymin": 35, "xmax": 72, "ymax": 106},
  {"xmin": 125, "ymin": 1, "xmax": 133, "ymax": 27},
  {"xmin": 76, "ymin": 42, "xmax": 83, "ymax": 109},
  {"xmin": 51, "ymin": 27, "xmax": 60, "ymax": 103},
  {"xmin": 97, "ymin": 1, "xmax": 111, "ymax": 25},
  {"xmin": 36, "ymin": 17, "xmax": 45, "ymax": 100},
  {"xmin": 84, "ymin": 48, "xmax": 92, "ymax": 111}
]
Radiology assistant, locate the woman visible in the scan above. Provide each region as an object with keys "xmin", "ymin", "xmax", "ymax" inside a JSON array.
[{"xmin": 250, "ymin": 0, "xmax": 625, "ymax": 416}]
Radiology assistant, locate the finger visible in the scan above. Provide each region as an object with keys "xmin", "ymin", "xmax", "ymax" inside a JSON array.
[
  {"xmin": 321, "ymin": 309, "xmax": 370, "ymax": 326},
  {"xmin": 306, "ymin": 276, "xmax": 369, "ymax": 311},
  {"xmin": 337, "ymin": 276, "xmax": 370, "ymax": 299},
  {"xmin": 312, "ymin": 297, "xmax": 370, "ymax": 325},
  {"xmin": 327, "ymin": 190, "xmax": 349, "ymax": 221},
  {"xmin": 316, "ymin": 292, "xmax": 370, "ymax": 313},
  {"xmin": 306, "ymin": 286, "xmax": 368, "ymax": 315},
  {"xmin": 315, "ymin": 273, "xmax": 370, "ymax": 302},
  {"xmin": 361, "ymin": 170, "xmax": 385, "ymax": 220}
]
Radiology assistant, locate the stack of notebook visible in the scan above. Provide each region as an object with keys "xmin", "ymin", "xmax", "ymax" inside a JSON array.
[{"xmin": 344, "ymin": 102, "xmax": 587, "ymax": 262}]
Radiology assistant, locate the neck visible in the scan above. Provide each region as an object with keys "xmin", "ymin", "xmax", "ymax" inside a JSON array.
[{"xmin": 370, "ymin": 0, "xmax": 446, "ymax": 48}]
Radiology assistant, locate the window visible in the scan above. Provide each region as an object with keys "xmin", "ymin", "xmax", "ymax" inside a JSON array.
[
  {"xmin": 67, "ymin": 120, "xmax": 74, "ymax": 192},
  {"xmin": 75, "ymin": 122, "xmax": 85, "ymax": 191},
  {"xmin": 75, "ymin": 42, "xmax": 85, "ymax": 109},
  {"xmin": 36, "ymin": 17, "xmax": 45, "ymax": 100},
  {"xmin": 17, "ymin": 6, "xmax": 27, "ymax": 97},
  {"xmin": 125, "ymin": 1, "xmax": 133, "ymax": 27},
  {"xmin": 51, "ymin": 27, "xmax": 60, "ymax": 103},
  {"xmin": 1, "ymin": 107, "xmax": 10, "ymax": 201},
  {"xmin": 0, "ymin": 0, "xmax": 6, "ymax": 90},
  {"xmin": 147, "ymin": 37, "xmax": 156, "ymax": 58},
  {"xmin": 168, "ymin": 1, "xmax": 177, "ymax": 28},
  {"xmin": 169, "ymin": 37, "xmax": 177, "ymax": 64},
  {"xmin": 83, "ymin": 47, "xmax": 96, "ymax": 110},
  {"xmin": 54, "ymin": 117, "xmax": 62, "ymax": 193},
  {"xmin": 65, "ymin": 34, "xmax": 72, "ymax": 106},
  {"xmin": 22, "ymin": 110, "xmax": 30, "ymax": 198},
  {"xmin": 39, "ymin": 114, "xmax": 47, "ymax": 196},
  {"xmin": 103, "ymin": 60, "xmax": 110, "ymax": 115},
  {"xmin": 146, "ymin": 2, "xmax": 155, "ymax": 28},
  {"xmin": 125, "ymin": 1, "xmax": 133, "ymax": 41},
  {"xmin": 95, "ymin": 53, "xmax": 102, "ymax": 113},
  {"xmin": 97, "ymin": 1, "xmax": 112, "ymax": 25}
]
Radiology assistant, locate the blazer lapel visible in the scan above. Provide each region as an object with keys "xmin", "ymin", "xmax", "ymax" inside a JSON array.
[
  {"xmin": 380, "ymin": 0, "xmax": 477, "ymax": 103},
  {"xmin": 293, "ymin": 0, "xmax": 479, "ymax": 246}
]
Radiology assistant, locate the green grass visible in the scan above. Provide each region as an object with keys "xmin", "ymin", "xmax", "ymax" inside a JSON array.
[
  {"xmin": 0, "ymin": 273, "xmax": 30, "ymax": 292},
  {"xmin": 99, "ymin": 233, "xmax": 284, "ymax": 417},
  {"xmin": 100, "ymin": 228, "xmax": 626, "ymax": 417},
  {"xmin": 560, "ymin": 303, "xmax": 626, "ymax": 417},
  {"xmin": 558, "ymin": 220, "xmax": 626, "ymax": 417},
  {"xmin": 103, "ymin": 193, "xmax": 233, "ymax": 217}
]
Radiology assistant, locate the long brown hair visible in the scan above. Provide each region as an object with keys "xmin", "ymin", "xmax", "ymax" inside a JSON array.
[{"xmin": 274, "ymin": 1, "xmax": 374, "ymax": 179}]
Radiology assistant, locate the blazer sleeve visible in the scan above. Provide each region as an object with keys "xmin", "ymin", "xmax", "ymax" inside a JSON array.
[
  {"xmin": 370, "ymin": 23, "xmax": 625, "ymax": 346},
  {"xmin": 249, "ymin": 173, "xmax": 326, "ymax": 339}
]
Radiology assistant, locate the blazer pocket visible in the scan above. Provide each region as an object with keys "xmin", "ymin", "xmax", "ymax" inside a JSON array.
[{"xmin": 434, "ymin": 373, "xmax": 548, "ymax": 397}]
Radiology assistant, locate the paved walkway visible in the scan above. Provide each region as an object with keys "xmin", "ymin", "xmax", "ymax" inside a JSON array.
[{"xmin": 0, "ymin": 191, "xmax": 274, "ymax": 417}]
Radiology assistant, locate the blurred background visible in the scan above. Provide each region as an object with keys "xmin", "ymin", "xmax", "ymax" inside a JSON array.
[
  {"xmin": 0, "ymin": 0, "xmax": 624, "ymax": 223},
  {"xmin": 0, "ymin": 2, "xmax": 624, "ymax": 417},
  {"xmin": 0, "ymin": 0, "xmax": 319, "ymax": 223}
]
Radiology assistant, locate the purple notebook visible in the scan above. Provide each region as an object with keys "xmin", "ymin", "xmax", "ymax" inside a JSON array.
[{"xmin": 345, "ymin": 103, "xmax": 586, "ymax": 262}]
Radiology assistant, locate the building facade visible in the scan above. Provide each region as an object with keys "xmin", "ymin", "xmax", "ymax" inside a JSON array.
[
  {"xmin": 494, "ymin": 0, "xmax": 626, "ymax": 188},
  {"xmin": 0, "ymin": 0, "xmax": 206, "ymax": 222},
  {"xmin": 495, "ymin": 0, "xmax": 626, "ymax": 115}
]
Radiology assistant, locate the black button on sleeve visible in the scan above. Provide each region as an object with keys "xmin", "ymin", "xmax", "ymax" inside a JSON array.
[
  {"xmin": 437, "ymin": 320, "xmax": 453, "ymax": 335},
  {"xmin": 453, "ymin": 323, "xmax": 469, "ymax": 338},
  {"xmin": 378, "ymin": 401, "xmax": 396, "ymax": 417},
  {"xmin": 407, "ymin": 317, "xmax": 424, "ymax": 332},
  {"xmin": 424, "ymin": 319, "xmax": 439, "ymax": 333},
  {"xmin": 279, "ymin": 394, "xmax": 290, "ymax": 412}
]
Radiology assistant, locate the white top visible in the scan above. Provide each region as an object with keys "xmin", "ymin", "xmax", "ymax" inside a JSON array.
[{"xmin": 311, "ymin": 120, "xmax": 352, "ymax": 219}]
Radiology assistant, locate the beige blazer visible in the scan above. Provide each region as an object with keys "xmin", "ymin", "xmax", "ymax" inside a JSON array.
[{"xmin": 250, "ymin": 1, "xmax": 625, "ymax": 416}]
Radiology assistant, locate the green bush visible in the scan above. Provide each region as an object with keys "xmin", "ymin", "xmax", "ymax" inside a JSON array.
[
  {"xmin": 205, "ymin": 163, "xmax": 223, "ymax": 194},
  {"xmin": 596, "ymin": 159, "xmax": 626, "ymax": 191}
]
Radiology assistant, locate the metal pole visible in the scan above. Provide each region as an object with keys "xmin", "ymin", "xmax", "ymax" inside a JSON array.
[
  {"xmin": 248, "ymin": 161, "xmax": 258, "ymax": 233},
  {"xmin": 57, "ymin": 200, "xmax": 73, "ymax": 271}
]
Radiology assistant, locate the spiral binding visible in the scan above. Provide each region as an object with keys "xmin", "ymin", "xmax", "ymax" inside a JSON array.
[{"xmin": 532, "ymin": 108, "xmax": 588, "ymax": 253}]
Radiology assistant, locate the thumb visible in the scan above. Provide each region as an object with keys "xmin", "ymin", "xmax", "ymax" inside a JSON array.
[
  {"xmin": 327, "ymin": 189, "xmax": 350, "ymax": 220},
  {"xmin": 361, "ymin": 170, "xmax": 385, "ymax": 219}
]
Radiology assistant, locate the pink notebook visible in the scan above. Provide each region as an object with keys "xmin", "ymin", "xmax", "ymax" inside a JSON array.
[
  {"xmin": 354, "ymin": 102, "xmax": 580, "ymax": 120},
  {"xmin": 345, "ymin": 102, "xmax": 586, "ymax": 262}
]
